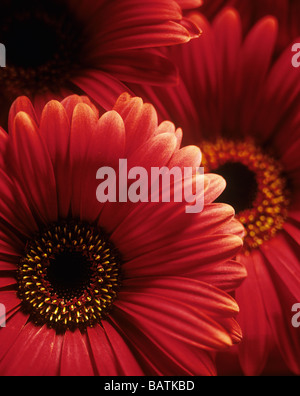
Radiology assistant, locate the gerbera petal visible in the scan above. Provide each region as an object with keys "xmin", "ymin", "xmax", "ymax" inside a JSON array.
[
  {"xmin": 88, "ymin": 0, "xmax": 201, "ymax": 55},
  {"xmin": 123, "ymin": 233, "xmax": 243, "ymax": 279},
  {"xmin": 255, "ymin": 245, "xmax": 300, "ymax": 375},
  {"xmin": 72, "ymin": 70, "xmax": 133, "ymax": 113},
  {"xmin": 32, "ymin": 90, "xmax": 74, "ymax": 122},
  {"xmin": 40, "ymin": 100, "xmax": 72, "ymax": 219},
  {"xmin": 283, "ymin": 219, "xmax": 300, "ymax": 244},
  {"xmin": 110, "ymin": 310, "xmax": 216, "ymax": 376},
  {"xmin": 0, "ymin": 259, "xmax": 18, "ymax": 271},
  {"xmin": 60, "ymin": 330, "xmax": 95, "ymax": 376},
  {"xmin": 120, "ymin": 202, "xmax": 242, "ymax": 276},
  {"xmin": 7, "ymin": 112, "xmax": 58, "ymax": 225},
  {"xmin": 236, "ymin": 252, "xmax": 272, "ymax": 376},
  {"xmin": 116, "ymin": 277, "xmax": 238, "ymax": 352},
  {"xmin": 114, "ymin": 95, "xmax": 159, "ymax": 155},
  {"xmin": 0, "ymin": 310, "xmax": 29, "ymax": 362},
  {"xmin": 168, "ymin": 145, "xmax": 202, "ymax": 169},
  {"xmin": 61, "ymin": 95, "xmax": 99, "ymax": 122},
  {"xmin": 0, "ymin": 277, "xmax": 16, "ymax": 289},
  {"xmin": 0, "ymin": 170, "xmax": 38, "ymax": 239},
  {"xmin": 260, "ymin": 233, "xmax": 300, "ymax": 306},
  {"xmin": 236, "ymin": 16, "xmax": 278, "ymax": 137},
  {"xmin": 98, "ymin": 132, "xmax": 178, "ymax": 234},
  {"xmin": 91, "ymin": 51, "xmax": 179, "ymax": 86},
  {"xmin": 122, "ymin": 276, "xmax": 240, "ymax": 321},
  {"xmin": 100, "ymin": 22, "xmax": 199, "ymax": 54},
  {"xmin": 40, "ymin": 101, "xmax": 71, "ymax": 164},
  {"xmin": 256, "ymin": 43, "xmax": 300, "ymax": 143},
  {"xmin": 69, "ymin": 103, "xmax": 99, "ymax": 218},
  {"xmin": 0, "ymin": 128, "xmax": 8, "ymax": 167},
  {"xmin": 8, "ymin": 96, "xmax": 39, "ymax": 132},
  {"xmin": 87, "ymin": 322, "xmax": 144, "ymax": 376},
  {"xmin": 80, "ymin": 110, "xmax": 126, "ymax": 222},
  {"xmin": 204, "ymin": 174, "xmax": 227, "ymax": 204},
  {"xmin": 177, "ymin": 0, "xmax": 203, "ymax": 9},
  {"xmin": 0, "ymin": 323, "xmax": 63, "ymax": 376}
]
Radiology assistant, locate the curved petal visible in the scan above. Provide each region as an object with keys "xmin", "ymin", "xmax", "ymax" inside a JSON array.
[
  {"xmin": 80, "ymin": 110, "xmax": 125, "ymax": 223},
  {"xmin": 60, "ymin": 330, "xmax": 95, "ymax": 376},
  {"xmin": 7, "ymin": 112, "xmax": 58, "ymax": 226},
  {"xmin": 0, "ymin": 310, "xmax": 29, "ymax": 363},
  {"xmin": 72, "ymin": 70, "xmax": 133, "ymax": 113},
  {"xmin": 87, "ymin": 322, "xmax": 145, "ymax": 376},
  {"xmin": 236, "ymin": 252, "xmax": 272, "ymax": 376},
  {"xmin": 40, "ymin": 100, "xmax": 72, "ymax": 219},
  {"xmin": 98, "ymin": 132, "xmax": 178, "ymax": 234},
  {"xmin": 120, "ymin": 204, "xmax": 243, "ymax": 274},
  {"xmin": 0, "ymin": 323, "xmax": 63, "ymax": 376},
  {"xmin": 69, "ymin": 103, "xmax": 99, "ymax": 218},
  {"xmin": 111, "ymin": 307, "xmax": 216, "ymax": 376}
]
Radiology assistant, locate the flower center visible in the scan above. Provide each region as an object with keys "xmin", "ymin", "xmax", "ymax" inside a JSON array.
[
  {"xmin": 201, "ymin": 139, "xmax": 290, "ymax": 253},
  {"xmin": 213, "ymin": 162, "xmax": 258, "ymax": 213},
  {"xmin": 17, "ymin": 222, "xmax": 122, "ymax": 332},
  {"xmin": 0, "ymin": 0, "xmax": 85, "ymax": 96}
]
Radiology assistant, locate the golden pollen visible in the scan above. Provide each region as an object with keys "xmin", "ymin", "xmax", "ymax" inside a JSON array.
[
  {"xmin": 201, "ymin": 139, "xmax": 290, "ymax": 253},
  {"xmin": 17, "ymin": 222, "xmax": 122, "ymax": 332}
]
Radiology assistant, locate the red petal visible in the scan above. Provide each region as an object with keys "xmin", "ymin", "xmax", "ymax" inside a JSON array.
[
  {"xmin": 0, "ymin": 310, "xmax": 29, "ymax": 363},
  {"xmin": 72, "ymin": 70, "xmax": 132, "ymax": 112},
  {"xmin": 111, "ymin": 307, "xmax": 216, "ymax": 376},
  {"xmin": 87, "ymin": 322, "xmax": 144, "ymax": 376},
  {"xmin": 0, "ymin": 323, "xmax": 63, "ymax": 376},
  {"xmin": 79, "ymin": 111, "xmax": 126, "ymax": 223},
  {"xmin": 99, "ymin": 51, "xmax": 179, "ymax": 86},
  {"xmin": 177, "ymin": 0, "xmax": 202, "ymax": 9},
  {"xmin": 61, "ymin": 95, "xmax": 99, "ymax": 121},
  {"xmin": 8, "ymin": 112, "xmax": 58, "ymax": 225},
  {"xmin": 255, "ymin": 244, "xmax": 300, "ymax": 375},
  {"xmin": 98, "ymin": 132, "xmax": 178, "ymax": 234},
  {"xmin": 114, "ymin": 95, "xmax": 159, "ymax": 156},
  {"xmin": 40, "ymin": 101, "xmax": 72, "ymax": 219},
  {"xmin": 236, "ymin": 252, "xmax": 272, "ymax": 376},
  {"xmin": 69, "ymin": 103, "xmax": 99, "ymax": 218},
  {"xmin": 60, "ymin": 330, "xmax": 95, "ymax": 376},
  {"xmin": 8, "ymin": 96, "xmax": 38, "ymax": 132}
]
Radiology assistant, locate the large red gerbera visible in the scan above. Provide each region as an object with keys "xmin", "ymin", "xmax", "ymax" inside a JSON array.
[
  {"xmin": 132, "ymin": 9, "xmax": 300, "ymax": 376},
  {"xmin": 0, "ymin": 93, "xmax": 245, "ymax": 376},
  {"xmin": 0, "ymin": 0, "xmax": 201, "ymax": 127},
  {"xmin": 199, "ymin": 0, "xmax": 300, "ymax": 53}
]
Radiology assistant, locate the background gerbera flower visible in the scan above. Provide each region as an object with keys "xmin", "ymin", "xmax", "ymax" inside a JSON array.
[
  {"xmin": 0, "ymin": 93, "xmax": 245, "ymax": 376},
  {"xmin": 199, "ymin": 0, "xmax": 300, "ymax": 53},
  {"xmin": 0, "ymin": 0, "xmax": 201, "ymax": 127},
  {"xmin": 131, "ymin": 9, "xmax": 300, "ymax": 376}
]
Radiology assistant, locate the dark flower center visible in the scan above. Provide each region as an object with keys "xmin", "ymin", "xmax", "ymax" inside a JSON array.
[
  {"xmin": 46, "ymin": 252, "xmax": 93, "ymax": 301},
  {"xmin": 5, "ymin": 19, "xmax": 61, "ymax": 69},
  {"xmin": 17, "ymin": 222, "xmax": 122, "ymax": 333},
  {"xmin": 0, "ymin": 0, "xmax": 85, "ymax": 95},
  {"xmin": 214, "ymin": 162, "xmax": 258, "ymax": 213},
  {"xmin": 201, "ymin": 139, "xmax": 290, "ymax": 253}
]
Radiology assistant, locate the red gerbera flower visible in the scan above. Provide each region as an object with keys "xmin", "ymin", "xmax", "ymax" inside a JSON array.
[
  {"xmin": 0, "ymin": 93, "xmax": 245, "ymax": 376},
  {"xmin": 132, "ymin": 9, "xmax": 300, "ymax": 376},
  {"xmin": 0, "ymin": 0, "xmax": 201, "ymax": 127},
  {"xmin": 199, "ymin": 0, "xmax": 300, "ymax": 52}
]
